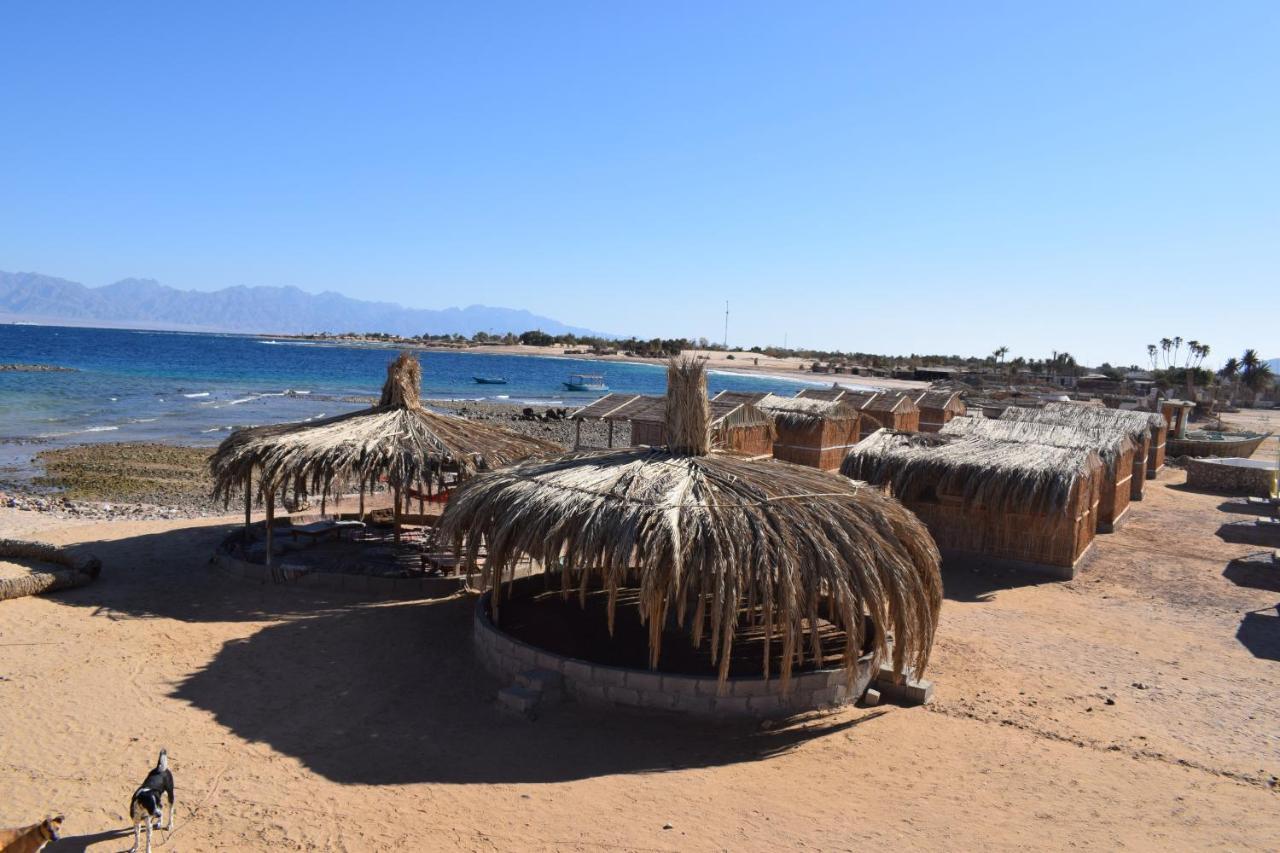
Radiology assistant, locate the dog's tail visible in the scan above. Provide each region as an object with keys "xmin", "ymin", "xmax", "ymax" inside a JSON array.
[{"xmin": 157, "ymin": 749, "xmax": 168, "ymax": 771}]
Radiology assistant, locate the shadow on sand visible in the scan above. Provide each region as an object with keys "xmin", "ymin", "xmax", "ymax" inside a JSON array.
[
  {"xmin": 1215, "ymin": 521, "xmax": 1280, "ymax": 548},
  {"xmin": 1223, "ymin": 554, "xmax": 1280, "ymax": 593},
  {"xmin": 48, "ymin": 827, "xmax": 131, "ymax": 852},
  {"xmin": 939, "ymin": 560, "xmax": 1061, "ymax": 604},
  {"xmin": 47, "ymin": 521, "xmax": 891, "ymax": 786},
  {"xmin": 1236, "ymin": 605, "xmax": 1280, "ymax": 662}
]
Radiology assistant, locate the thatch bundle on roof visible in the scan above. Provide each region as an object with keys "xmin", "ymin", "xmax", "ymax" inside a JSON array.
[
  {"xmin": 841, "ymin": 430, "xmax": 1102, "ymax": 575},
  {"xmin": 442, "ymin": 359, "xmax": 943, "ymax": 687}
]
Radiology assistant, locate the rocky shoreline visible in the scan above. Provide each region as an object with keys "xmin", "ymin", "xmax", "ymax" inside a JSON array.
[
  {"xmin": 0, "ymin": 363, "xmax": 77, "ymax": 372},
  {"xmin": 0, "ymin": 401, "xmax": 625, "ymax": 523}
]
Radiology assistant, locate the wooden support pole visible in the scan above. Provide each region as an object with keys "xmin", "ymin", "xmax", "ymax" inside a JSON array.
[
  {"xmin": 574, "ymin": 419, "xmax": 582, "ymax": 450},
  {"xmin": 243, "ymin": 471, "xmax": 252, "ymax": 535},
  {"xmin": 264, "ymin": 486, "xmax": 275, "ymax": 569},
  {"xmin": 393, "ymin": 484, "xmax": 402, "ymax": 544},
  {"xmin": 607, "ymin": 419, "xmax": 615, "ymax": 449},
  {"xmin": 358, "ymin": 477, "xmax": 365, "ymax": 520}
]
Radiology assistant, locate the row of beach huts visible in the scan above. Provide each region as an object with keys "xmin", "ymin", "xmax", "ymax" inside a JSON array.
[{"xmin": 573, "ymin": 385, "xmax": 1182, "ymax": 579}]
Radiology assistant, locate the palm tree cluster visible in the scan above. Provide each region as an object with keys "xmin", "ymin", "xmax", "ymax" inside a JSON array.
[
  {"xmin": 1148, "ymin": 336, "xmax": 1210, "ymax": 370},
  {"xmin": 1218, "ymin": 349, "xmax": 1275, "ymax": 403}
]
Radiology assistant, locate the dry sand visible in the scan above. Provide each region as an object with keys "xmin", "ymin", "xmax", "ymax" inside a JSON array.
[{"xmin": 1, "ymin": 434, "xmax": 1278, "ymax": 850}]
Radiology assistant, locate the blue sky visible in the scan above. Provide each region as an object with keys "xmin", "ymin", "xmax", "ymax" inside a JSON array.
[{"xmin": 1, "ymin": 2, "xmax": 1275, "ymax": 366}]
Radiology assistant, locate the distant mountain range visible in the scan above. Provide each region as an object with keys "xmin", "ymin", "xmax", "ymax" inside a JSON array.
[{"xmin": 0, "ymin": 271, "xmax": 605, "ymax": 338}]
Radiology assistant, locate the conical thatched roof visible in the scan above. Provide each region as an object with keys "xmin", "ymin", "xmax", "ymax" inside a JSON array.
[
  {"xmin": 940, "ymin": 416, "xmax": 1135, "ymax": 473},
  {"xmin": 210, "ymin": 352, "xmax": 561, "ymax": 501},
  {"xmin": 842, "ymin": 429, "xmax": 1101, "ymax": 517},
  {"xmin": 440, "ymin": 358, "xmax": 943, "ymax": 686}
]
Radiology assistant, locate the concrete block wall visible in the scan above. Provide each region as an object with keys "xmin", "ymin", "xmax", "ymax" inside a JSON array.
[{"xmin": 473, "ymin": 593, "xmax": 875, "ymax": 719}]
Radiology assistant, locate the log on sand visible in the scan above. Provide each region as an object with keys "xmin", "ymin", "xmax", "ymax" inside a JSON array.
[{"xmin": 0, "ymin": 539, "xmax": 102, "ymax": 602}]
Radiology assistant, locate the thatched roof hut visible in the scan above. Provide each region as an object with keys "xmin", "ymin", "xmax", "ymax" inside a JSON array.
[
  {"xmin": 939, "ymin": 417, "xmax": 1137, "ymax": 532},
  {"xmin": 914, "ymin": 390, "xmax": 966, "ymax": 432},
  {"xmin": 1000, "ymin": 403, "xmax": 1166, "ymax": 495},
  {"xmin": 841, "ymin": 430, "xmax": 1103, "ymax": 576},
  {"xmin": 441, "ymin": 359, "xmax": 943, "ymax": 686},
  {"xmin": 209, "ymin": 352, "xmax": 561, "ymax": 551},
  {"xmin": 575, "ymin": 393, "xmax": 774, "ymax": 455},
  {"xmin": 858, "ymin": 392, "xmax": 921, "ymax": 437},
  {"xmin": 752, "ymin": 393, "xmax": 862, "ymax": 470}
]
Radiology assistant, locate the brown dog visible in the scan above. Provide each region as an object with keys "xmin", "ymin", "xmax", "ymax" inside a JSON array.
[{"xmin": 0, "ymin": 815, "xmax": 64, "ymax": 852}]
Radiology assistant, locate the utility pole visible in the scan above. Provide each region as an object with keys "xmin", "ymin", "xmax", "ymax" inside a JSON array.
[{"xmin": 723, "ymin": 301, "xmax": 729, "ymax": 350}]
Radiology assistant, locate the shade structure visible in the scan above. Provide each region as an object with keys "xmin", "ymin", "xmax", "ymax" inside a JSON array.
[
  {"xmin": 210, "ymin": 352, "xmax": 562, "ymax": 506},
  {"xmin": 441, "ymin": 358, "xmax": 943, "ymax": 687}
]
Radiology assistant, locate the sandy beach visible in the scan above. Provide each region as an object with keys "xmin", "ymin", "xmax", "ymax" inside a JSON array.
[{"xmin": 0, "ymin": 416, "xmax": 1277, "ymax": 850}]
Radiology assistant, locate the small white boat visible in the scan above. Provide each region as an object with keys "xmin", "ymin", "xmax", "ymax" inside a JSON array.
[{"xmin": 563, "ymin": 373, "xmax": 608, "ymax": 392}]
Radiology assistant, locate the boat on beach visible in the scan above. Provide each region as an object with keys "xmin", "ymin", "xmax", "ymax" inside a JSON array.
[
  {"xmin": 1167, "ymin": 430, "xmax": 1271, "ymax": 459},
  {"xmin": 472, "ymin": 376, "xmax": 509, "ymax": 385},
  {"xmin": 563, "ymin": 373, "xmax": 608, "ymax": 392}
]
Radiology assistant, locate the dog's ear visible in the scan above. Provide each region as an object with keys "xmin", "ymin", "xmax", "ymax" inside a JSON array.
[{"xmin": 46, "ymin": 815, "xmax": 64, "ymax": 824}]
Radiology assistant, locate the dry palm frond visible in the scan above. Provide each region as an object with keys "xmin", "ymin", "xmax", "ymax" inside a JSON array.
[
  {"xmin": 940, "ymin": 416, "xmax": 1135, "ymax": 473},
  {"xmin": 209, "ymin": 352, "xmax": 560, "ymax": 502},
  {"xmin": 754, "ymin": 394, "xmax": 859, "ymax": 427},
  {"xmin": 1001, "ymin": 404, "xmax": 1162, "ymax": 442},
  {"xmin": 441, "ymin": 358, "xmax": 943, "ymax": 687},
  {"xmin": 842, "ymin": 429, "xmax": 1099, "ymax": 516}
]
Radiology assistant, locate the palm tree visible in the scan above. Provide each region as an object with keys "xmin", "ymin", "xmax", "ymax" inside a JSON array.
[
  {"xmin": 1242, "ymin": 349, "xmax": 1274, "ymax": 398},
  {"xmin": 993, "ymin": 346, "xmax": 1009, "ymax": 364},
  {"xmin": 1195, "ymin": 343, "xmax": 1209, "ymax": 369},
  {"xmin": 1147, "ymin": 344, "xmax": 1158, "ymax": 370},
  {"xmin": 1184, "ymin": 340, "xmax": 1199, "ymax": 368},
  {"xmin": 1219, "ymin": 357, "xmax": 1240, "ymax": 406},
  {"xmin": 1172, "ymin": 336, "xmax": 1183, "ymax": 368},
  {"xmin": 1160, "ymin": 338, "xmax": 1173, "ymax": 368}
]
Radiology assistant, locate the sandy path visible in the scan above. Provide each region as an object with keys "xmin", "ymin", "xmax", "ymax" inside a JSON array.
[{"xmin": 1, "ymin": 471, "xmax": 1278, "ymax": 850}]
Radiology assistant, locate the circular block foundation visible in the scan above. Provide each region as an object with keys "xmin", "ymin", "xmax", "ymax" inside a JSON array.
[{"xmin": 473, "ymin": 588, "xmax": 876, "ymax": 719}]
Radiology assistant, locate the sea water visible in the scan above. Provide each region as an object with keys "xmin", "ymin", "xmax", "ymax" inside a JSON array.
[{"xmin": 0, "ymin": 324, "xmax": 829, "ymax": 478}]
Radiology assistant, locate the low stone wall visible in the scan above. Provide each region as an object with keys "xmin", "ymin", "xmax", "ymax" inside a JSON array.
[
  {"xmin": 473, "ymin": 592, "xmax": 876, "ymax": 718},
  {"xmin": 1186, "ymin": 458, "xmax": 1279, "ymax": 497},
  {"xmin": 211, "ymin": 550, "xmax": 466, "ymax": 599}
]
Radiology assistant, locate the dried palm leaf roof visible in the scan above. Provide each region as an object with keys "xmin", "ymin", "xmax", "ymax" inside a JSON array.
[
  {"xmin": 754, "ymin": 393, "xmax": 860, "ymax": 427},
  {"xmin": 441, "ymin": 358, "xmax": 943, "ymax": 686},
  {"xmin": 209, "ymin": 352, "xmax": 561, "ymax": 501},
  {"xmin": 711, "ymin": 389, "xmax": 769, "ymax": 406},
  {"xmin": 1001, "ymin": 403, "xmax": 1163, "ymax": 441},
  {"xmin": 862, "ymin": 392, "xmax": 919, "ymax": 414},
  {"xmin": 915, "ymin": 390, "xmax": 966, "ymax": 411},
  {"xmin": 841, "ymin": 429, "xmax": 1101, "ymax": 517},
  {"xmin": 940, "ymin": 416, "xmax": 1135, "ymax": 473},
  {"xmin": 793, "ymin": 386, "xmax": 848, "ymax": 402},
  {"xmin": 575, "ymin": 394, "xmax": 770, "ymax": 429}
]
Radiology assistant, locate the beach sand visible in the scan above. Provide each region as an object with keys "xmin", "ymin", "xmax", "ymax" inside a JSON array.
[{"xmin": 0, "ymin": 418, "xmax": 1278, "ymax": 850}]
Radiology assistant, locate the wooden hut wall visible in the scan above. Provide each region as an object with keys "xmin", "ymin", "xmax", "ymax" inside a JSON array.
[
  {"xmin": 916, "ymin": 393, "xmax": 966, "ymax": 432},
  {"xmin": 886, "ymin": 464, "xmax": 1101, "ymax": 575},
  {"xmin": 772, "ymin": 417, "xmax": 861, "ymax": 471},
  {"xmin": 1147, "ymin": 422, "xmax": 1167, "ymax": 478},
  {"xmin": 1098, "ymin": 443, "xmax": 1134, "ymax": 532},
  {"xmin": 718, "ymin": 423, "xmax": 775, "ymax": 456},
  {"xmin": 859, "ymin": 398, "xmax": 920, "ymax": 438},
  {"xmin": 631, "ymin": 419, "xmax": 666, "ymax": 446}
]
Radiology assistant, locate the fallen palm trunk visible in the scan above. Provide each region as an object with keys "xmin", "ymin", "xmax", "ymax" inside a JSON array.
[{"xmin": 0, "ymin": 539, "xmax": 101, "ymax": 601}]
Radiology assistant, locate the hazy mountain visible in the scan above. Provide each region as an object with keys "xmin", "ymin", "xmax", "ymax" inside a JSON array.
[{"xmin": 0, "ymin": 271, "xmax": 604, "ymax": 337}]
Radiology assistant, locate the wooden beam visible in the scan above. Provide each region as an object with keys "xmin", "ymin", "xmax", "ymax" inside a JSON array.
[
  {"xmin": 264, "ymin": 487, "xmax": 275, "ymax": 569},
  {"xmin": 243, "ymin": 470, "xmax": 252, "ymax": 535},
  {"xmin": 393, "ymin": 484, "xmax": 402, "ymax": 544}
]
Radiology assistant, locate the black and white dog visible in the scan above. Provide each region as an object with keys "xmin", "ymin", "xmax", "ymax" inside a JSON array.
[{"xmin": 129, "ymin": 749, "xmax": 174, "ymax": 853}]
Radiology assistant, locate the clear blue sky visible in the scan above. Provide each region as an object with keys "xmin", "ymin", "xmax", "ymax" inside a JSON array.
[{"xmin": 1, "ymin": 2, "xmax": 1275, "ymax": 367}]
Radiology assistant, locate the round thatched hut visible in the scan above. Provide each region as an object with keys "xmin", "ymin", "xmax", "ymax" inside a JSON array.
[
  {"xmin": 440, "ymin": 358, "xmax": 943, "ymax": 715},
  {"xmin": 209, "ymin": 352, "xmax": 561, "ymax": 559}
]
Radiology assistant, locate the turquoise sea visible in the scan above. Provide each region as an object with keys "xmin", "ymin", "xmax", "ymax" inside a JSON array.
[{"xmin": 0, "ymin": 324, "xmax": 829, "ymax": 477}]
